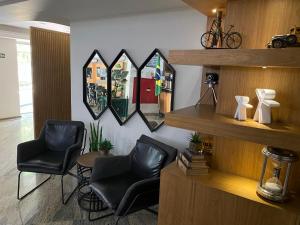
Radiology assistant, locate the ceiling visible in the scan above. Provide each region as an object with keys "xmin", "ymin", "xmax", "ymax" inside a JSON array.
[{"xmin": 0, "ymin": 0, "xmax": 188, "ymax": 26}]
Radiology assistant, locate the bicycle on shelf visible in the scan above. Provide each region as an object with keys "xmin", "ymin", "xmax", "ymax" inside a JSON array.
[{"xmin": 201, "ymin": 21, "xmax": 242, "ymax": 49}]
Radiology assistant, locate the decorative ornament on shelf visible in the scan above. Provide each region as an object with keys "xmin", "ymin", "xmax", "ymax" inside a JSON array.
[
  {"xmin": 234, "ymin": 96, "xmax": 253, "ymax": 121},
  {"xmin": 267, "ymin": 26, "xmax": 300, "ymax": 48},
  {"xmin": 257, "ymin": 146, "xmax": 298, "ymax": 202},
  {"xmin": 200, "ymin": 9, "xmax": 242, "ymax": 49},
  {"xmin": 253, "ymin": 89, "xmax": 280, "ymax": 124}
]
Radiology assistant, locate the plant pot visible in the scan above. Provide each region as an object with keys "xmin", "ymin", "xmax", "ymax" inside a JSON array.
[
  {"xmin": 99, "ymin": 149, "xmax": 110, "ymax": 155},
  {"xmin": 189, "ymin": 142, "xmax": 203, "ymax": 153}
]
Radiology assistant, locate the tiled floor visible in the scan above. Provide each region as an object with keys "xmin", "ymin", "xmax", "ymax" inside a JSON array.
[{"xmin": 0, "ymin": 115, "xmax": 157, "ymax": 225}]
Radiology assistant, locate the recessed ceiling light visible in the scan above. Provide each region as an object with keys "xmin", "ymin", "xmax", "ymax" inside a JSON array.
[{"xmin": 262, "ymin": 66, "xmax": 267, "ymax": 69}]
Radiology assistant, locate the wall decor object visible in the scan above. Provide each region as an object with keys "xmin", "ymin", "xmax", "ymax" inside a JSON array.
[
  {"xmin": 253, "ymin": 89, "xmax": 280, "ymax": 124},
  {"xmin": 138, "ymin": 49, "xmax": 175, "ymax": 132},
  {"xmin": 257, "ymin": 146, "xmax": 298, "ymax": 202},
  {"xmin": 109, "ymin": 49, "xmax": 138, "ymax": 125},
  {"xmin": 234, "ymin": 96, "xmax": 253, "ymax": 121},
  {"xmin": 195, "ymin": 72, "xmax": 218, "ymax": 106},
  {"xmin": 83, "ymin": 50, "xmax": 109, "ymax": 120},
  {"xmin": 200, "ymin": 10, "xmax": 242, "ymax": 49},
  {"xmin": 0, "ymin": 53, "xmax": 5, "ymax": 58},
  {"xmin": 267, "ymin": 26, "xmax": 300, "ymax": 48}
]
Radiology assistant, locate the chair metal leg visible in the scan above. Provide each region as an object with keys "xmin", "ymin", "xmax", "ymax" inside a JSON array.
[
  {"xmin": 61, "ymin": 173, "xmax": 78, "ymax": 205},
  {"xmin": 17, "ymin": 171, "xmax": 51, "ymax": 200}
]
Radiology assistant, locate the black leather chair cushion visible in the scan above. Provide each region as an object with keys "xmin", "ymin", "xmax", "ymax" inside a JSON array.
[
  {"xmin": 45, "ymin": 123, "xmax": 78, "ymax": 151},
  {"xmin": 18, "ymin": 150, "xmax": 65, "ymax": 172},
  {"xmin": 90, "ymin": 172, "xmax": 140, "ymax": 209},
  {"xmin": 131, "ymin": 141, "xmax": 167, "ymax": 179}
]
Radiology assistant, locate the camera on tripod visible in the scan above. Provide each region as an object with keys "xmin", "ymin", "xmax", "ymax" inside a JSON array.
[
  {"xmin": 204, "ymin": 73, "xmax": 219, "ymax": 85},
  {"xmin": 195, "ymin": 72, "xmax": 219, "ymax": 106}
]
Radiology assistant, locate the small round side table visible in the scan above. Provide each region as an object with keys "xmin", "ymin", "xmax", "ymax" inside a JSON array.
[{"xmin": 77, "ymin": 151, "xmax": 112, "ymax": 212}]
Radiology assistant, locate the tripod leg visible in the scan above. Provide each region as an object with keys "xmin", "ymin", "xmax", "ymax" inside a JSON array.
[
  {"xmin": 211, "ymin": 87, "xmax": 218, "ymax": 105},
  {"xmin": 195, "ymin": 88, "xmax": 210, "ymax": 107}
]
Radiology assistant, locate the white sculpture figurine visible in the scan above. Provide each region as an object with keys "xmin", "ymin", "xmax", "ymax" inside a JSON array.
[
  {"xmin": 253, "ymin": 89, "xmax": 280, "ymax": 124},
  {"xmin": 234, "ymin": 96, "xmax": 253, "ymax": 121}
]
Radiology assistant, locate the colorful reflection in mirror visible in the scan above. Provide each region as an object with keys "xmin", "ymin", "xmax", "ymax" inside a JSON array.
[
  {"xmin": 110, "ymin": 50, "xmax": 138, "ymax": 124},
  {"xmin": 83, "ymin": 50, "xmax": 108, "ymax": 119},
  {"xmin": 139, "ymin": 49, "xmax": 175, "ymax": 131}
]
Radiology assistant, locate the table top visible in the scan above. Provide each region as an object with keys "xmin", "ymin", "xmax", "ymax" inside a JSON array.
[{"xmin": 77, "ymin": 151, "xmax": 112, "ymax": 168}]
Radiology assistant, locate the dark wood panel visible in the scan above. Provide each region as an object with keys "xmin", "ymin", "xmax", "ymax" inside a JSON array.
[{"xmin": 30, "ymin": 27, "xmax": 71, "ymax": 137}]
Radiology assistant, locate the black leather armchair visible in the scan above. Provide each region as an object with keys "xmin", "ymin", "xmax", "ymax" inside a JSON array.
[
  {"xmin": 89, "ymin": 135, "xmax": 177, "ymax": 223},
  {"xmin": 17, "ymin": 120, "xmax": 86, "ymax": 204}
]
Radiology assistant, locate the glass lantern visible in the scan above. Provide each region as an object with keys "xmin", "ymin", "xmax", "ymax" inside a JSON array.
[{"xmin": 257, "ymin": 146, "xmax": 298, "ymax": 202}]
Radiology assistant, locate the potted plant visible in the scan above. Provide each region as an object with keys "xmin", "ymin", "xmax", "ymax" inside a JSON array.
[
  {"xmin": 189, "ymin": 132, "xmax": 203, "ymax": 153},
  {"xmin": 89, "ymin": 120, "xmax": 103, "ymax": 152},
  {"xmin": 99, "ymin": 138, "xmax": 113, "ymax": 155}
]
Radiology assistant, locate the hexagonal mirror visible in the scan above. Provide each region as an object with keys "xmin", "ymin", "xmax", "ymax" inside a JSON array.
[
  {"xmin": 83, "ymin": 50, "xmax": 109, "ymax": 119},
  {"xmin": 109, "ymin": 49, "xmax": 138, "ymax": 125},
  {"xmin": 138, "ymin": 49, "xmax": 176, "ymax": 132}
]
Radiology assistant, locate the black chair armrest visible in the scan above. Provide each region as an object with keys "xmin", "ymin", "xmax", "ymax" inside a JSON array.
[
  {"xmin": 115, "ymin": 177, "xmax": 160, "ymax": 216},
  {"xmin": 62, "ymin": 141, "xmax": 83, "ymax": 172},
  {"xmin": 17, "ymin": 139, "xmax": 45, "ymax": 164},
  {"xmin": 90, "ymin": 155, "xmax": 131, "ymax": 183}
]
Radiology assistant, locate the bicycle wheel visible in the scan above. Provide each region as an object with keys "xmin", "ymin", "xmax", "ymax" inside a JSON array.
[
  {"xmin": 201, "ymin": 32, "xmax": 215, "ymax": 48},
  {"xmin": 226, "ymin": 32, "xmax": 242, "ymax": 49}
]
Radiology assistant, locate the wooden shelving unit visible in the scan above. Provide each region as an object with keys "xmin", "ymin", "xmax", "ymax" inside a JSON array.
[
  {"xmin": 163, "ymin": 163, "xmax": 300, "ymax": 215},
  {"xmin": 165, "ymin": 105, "xmax": 300, "ymax": 152},
  {"xmin": 158, "ymin": 1, "xmax": 300, "ymax": 225},
  {"xmin": 168, "ymin": 48, "xmax": 300, "ymax": 68}
]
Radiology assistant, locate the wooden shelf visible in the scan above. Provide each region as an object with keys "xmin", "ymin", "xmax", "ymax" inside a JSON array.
[
  {"xmin": 168, "ymin": 48, "xmax": 300, "ymax": 68},
  {"xmin": 165, "ymin": 105, "xmax": 300, "ymax": 151},
  {"xmin": 162, "ymin": 163, "xmax": 300, "ymax": 216},
  {"xmin": 182, "ymin": 0, "xmax": 227, "ymax": 16}
]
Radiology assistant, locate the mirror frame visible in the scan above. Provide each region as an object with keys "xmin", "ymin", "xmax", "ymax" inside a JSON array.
[
  {"xmin": 137, "ymin": 48, "xmax": 176, "ymax": 132},
  {"xmin": 83, "ymin": 49, "xmax": 109, "ymax": 120},
  {"xmin": 108, "ymin": 49, "xmax": 139, "ymax": 125}
]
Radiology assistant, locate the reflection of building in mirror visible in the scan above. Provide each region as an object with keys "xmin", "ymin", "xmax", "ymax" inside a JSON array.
[
  {"xmin": 140, "ymin": 52, "xmax": 174, "ymax": 130},
  {"xmin": 111, "ymin": 52, "xmax": 137, "ymax": 123}
]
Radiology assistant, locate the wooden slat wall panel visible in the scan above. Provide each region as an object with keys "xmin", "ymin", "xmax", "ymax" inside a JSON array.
[{"xmin": 30, "ymin": 27, "xmax": 71, "ymax": 137}]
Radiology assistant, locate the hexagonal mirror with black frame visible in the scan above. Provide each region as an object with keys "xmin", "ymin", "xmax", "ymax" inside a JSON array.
[
  {"xmin": 109, "ymin": 49, "xmax": 138, "ymax": 125},
  {"xmin": 83, "ymin": 50, "xmax": 109, "ymax": 120},
  {"xmin": 138, "ymin": 49, "xmax": 176, "ymax": 132}
]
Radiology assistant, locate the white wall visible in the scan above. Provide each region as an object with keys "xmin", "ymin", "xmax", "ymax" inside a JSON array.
[
  {"xmin": 71, "ymin": 9, "xmax": 206, "ymax": 154},
  {"xmin": 0, "ymin": 37, "xmax": 20, "ymax": 119}
]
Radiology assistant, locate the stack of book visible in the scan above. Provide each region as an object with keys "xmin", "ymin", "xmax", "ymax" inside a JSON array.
[{"xmin": 177, "ymin": 149, "xmax": 211, "ymax": 176}]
